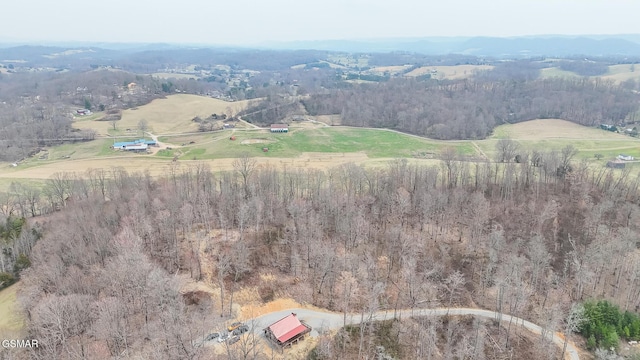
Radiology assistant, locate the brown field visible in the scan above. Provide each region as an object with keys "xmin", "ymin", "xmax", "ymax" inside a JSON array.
[
  {"xmin": 540, "ymin": 64, "xmax": 640, "ymax": 83},
  {"xmin": 492, "ymin": 119, "xmax": 630, "ymax": 140},
  {"xmin": 0, "ymin": 154, "xmax": 443, "ymax": 182},
  {"xmin": 72, "ymin": 94, "xmax": 249, "ymax": 135},
  {"xmin": 599, "ymin": 64, "xmax": 640, "ymax": 83},
  {"xmin": 405, "ymin": 65, "xmax": 494, "ymax": 79}
]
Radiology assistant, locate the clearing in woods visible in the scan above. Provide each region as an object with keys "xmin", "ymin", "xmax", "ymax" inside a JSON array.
[
  {"xmin": 405, "ymin": 65, "xmax": 494, "ymax": 79},
  {"xmin": 72, "ymin": 94, "xmax": 250, "ymax": 135},
  {"xmin": 540, "ymin": 64, "xmax": 640, "ymax": 83},
  {"xmin": 0, "ymin": 283, "xmax": 25, "ymax": 338}
]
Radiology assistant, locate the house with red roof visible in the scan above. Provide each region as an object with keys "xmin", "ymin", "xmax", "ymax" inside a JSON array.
[{"xmin": 263, "ymin": 313, "xmax": 312, "ymax": 348}]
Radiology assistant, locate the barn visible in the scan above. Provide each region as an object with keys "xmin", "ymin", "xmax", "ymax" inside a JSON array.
[
  {"xmin": 270, "ymin": 124, "xmax": 289, "ymax": 133},
  {"xmin": 263, "ymin": 313, "xmax": 311, "ymax": 348},
  {"xmin": 113, "ymin": 139, "xmax": 152, "ymax": 150},
  {"xmin": 124, "ymin": 143, "xmax": 148, "ymax": 151}
]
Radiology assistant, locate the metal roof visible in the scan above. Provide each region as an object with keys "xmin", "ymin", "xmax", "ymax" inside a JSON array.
[{"xmin": 267, "ymin": 313, "xmax": 308, "ymax": 343}]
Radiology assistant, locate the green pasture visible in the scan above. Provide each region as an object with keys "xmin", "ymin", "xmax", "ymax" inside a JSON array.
[{"xmin": 160, "ymin": 127, "xmax": 475, "ymax": 159}]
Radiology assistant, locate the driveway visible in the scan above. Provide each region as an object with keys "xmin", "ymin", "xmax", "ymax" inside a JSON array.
[{"xmin": 226, "ymin": 307, "xmax": 580, "ymax": 360}]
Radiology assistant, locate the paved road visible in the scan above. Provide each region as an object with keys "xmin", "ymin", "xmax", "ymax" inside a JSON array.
[{"xmin": 236, "ymin": 307, "xmax": 580, "ymax": 360}]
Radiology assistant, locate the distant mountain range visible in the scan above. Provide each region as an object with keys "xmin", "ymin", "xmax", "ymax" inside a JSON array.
[
  {"xmin": 264, "ymin": 35, "xmax": 640, "ymax": 57},
  {"xmin": 2, "ymin": 35, "xmax": 640, "ymax": 68}
]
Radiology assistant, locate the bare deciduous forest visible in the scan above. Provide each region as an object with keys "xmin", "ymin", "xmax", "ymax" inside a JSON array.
[
  {"xmin": 2, "ymin": 152, "xmax": 640, "ymax": 358},
  {"xmin": 300, "ymin": 76, "xmax": 639, "ymax": 140}
]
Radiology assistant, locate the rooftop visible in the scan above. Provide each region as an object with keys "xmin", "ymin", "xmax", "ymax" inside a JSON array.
[{"xmin": 267, "ymin": 313, "xmax": 309, "ymax": 343}]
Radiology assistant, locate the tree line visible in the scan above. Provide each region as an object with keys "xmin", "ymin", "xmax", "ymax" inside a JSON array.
[{"xmin": 300, "ymin": 76, "xmax": 639, "ymax": 140}]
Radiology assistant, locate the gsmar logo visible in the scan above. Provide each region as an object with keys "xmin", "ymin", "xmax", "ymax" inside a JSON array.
[{"xmin": 1, "ymin": 339, "xmax": 39, "ymax": 348}]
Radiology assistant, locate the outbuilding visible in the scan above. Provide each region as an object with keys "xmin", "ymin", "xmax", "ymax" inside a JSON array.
[
  {"xmin": 270, "ymin": 124, "xmax": 289, "ymax": 133},
  {"xmin": 263, "ymin": 313, "xmax": 311, "ymax": 348}
]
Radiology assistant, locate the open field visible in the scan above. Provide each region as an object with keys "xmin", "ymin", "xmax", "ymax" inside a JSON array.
[
  {"xmin": 161, "ymin": 127, "xmax": 475, "ymax": 160},
  {"xmin": 5, "ymin": 116, "xmax": 640, "ymax": 182},
  {"xmin": 539, "ymin": 67, "xmax": 581, "ymax": 79},
  {"xmin": 477, "ymin": 119, "xmax": 640, "ymax": 160},
  {"xmin": 71, "ymin": 94, "xmax": 249, "ymax": 136},
  {"xmin": 405, "ymin": 65, "xmax": 494, "ymax": 79},
  {"xmin": 0, "ymin": 283, "xmax": 25, "ymax": 338},
  {"xmin": 599, "ymin": 64, "xmax": 640, "ymax": 83},
  {"xmin": 540, "ymin": 64, "xmax": 640, "ymax": 83}
]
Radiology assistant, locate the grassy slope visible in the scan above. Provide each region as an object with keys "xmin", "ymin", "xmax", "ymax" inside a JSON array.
[
  {"xmin": 477, "ymin": 119, "xmax": 640, "ymax": 161},
  {"xmin": 72, "ymin": 94, "xmax": 250, "ymax": 136},
  {"xmin": 0, "ymin": 283, "xmax": 25, "ymax": 337},
  {"xmin": 161, "ymin": 127, "xmax": 475, "ymax": 160},
  {"xmin": 540, "ymin": 64, "xmax": 640, "ymax": 83}
]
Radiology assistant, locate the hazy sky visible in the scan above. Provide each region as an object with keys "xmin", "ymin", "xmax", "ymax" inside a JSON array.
[{"xmin": 3, "ymin": 0, "xmax": 639, "ymax": 45}]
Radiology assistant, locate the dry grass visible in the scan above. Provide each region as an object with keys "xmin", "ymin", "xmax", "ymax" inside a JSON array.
[
  {"xmin": 540, "ymin": 64, "xmax": 640, "ymax": 83},
  {"xmin": 405, "ymin": 65, "xmax": 494, "ymax": 79},
  {"xmin": 0, "ymin": 153, "xmax": 443, "ymax": 182},
  {"xmin": 491, "ymin": 119, "xmax": 630, "ymax": 140},
  {"xmin": 72, "ymin": 95, "xmax": 249, "ymax": 135},
  {"xmin": 0, "ymin": 158, "xmax": 178, "ymax": 180},
  {"xmin": 0, "ymin": 282, "xmax": 25, "ymax": 338},
  {"xmin": 477, "ymin": 119, "xmax": 640, "ymax": 160},
  {"xmin": 599, "ymin": 64, "xmax": 640, "ymax": 83}
]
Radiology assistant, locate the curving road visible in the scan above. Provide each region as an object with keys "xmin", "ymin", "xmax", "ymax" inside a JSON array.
[{"xmin": 236, "ymin": 307, "xmax": 580, "ymax": 360}]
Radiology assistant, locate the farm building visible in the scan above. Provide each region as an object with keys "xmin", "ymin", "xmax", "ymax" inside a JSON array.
[
  {"xmin": 263, "ymin": 313, "xmax": 311, "ymax": 348},
  {"xmin": 617, "ymin": 154, "xmax": 634, "ymax": 161},
  {"xmin": 124, "ymin": 143, "xmax": 148, "ymax": 151},
  {"xmin": 270, "ymin": 124, "xmax": 289, "ymax": 133},
  {"xmin": 113, "ymin": 139, "xmax": 156, "ymax": 150}
]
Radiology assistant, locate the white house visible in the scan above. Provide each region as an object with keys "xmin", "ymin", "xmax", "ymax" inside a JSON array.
[{"xmin": 617, "ymin": 154, "xmax": 634, "ymax": 161}]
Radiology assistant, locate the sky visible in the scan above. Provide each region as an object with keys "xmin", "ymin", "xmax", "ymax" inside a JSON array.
[{"xmin": 2, "ymin": 0, "xmax": 640, "ymax": 45}]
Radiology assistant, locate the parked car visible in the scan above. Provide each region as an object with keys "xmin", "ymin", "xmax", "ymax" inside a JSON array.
[
  {"xmin": 232, "ymin": 325, "xmax": 250, "ymax": 336},
  {"xmin": 227, "ymin": 336, "xmax": 240, "ymax": 345},
  {"xmin": 217, "ymin": 334, "xmax": 229, "ymax": 343},
  {"xmin": 227, "ymin": 322, "xmax": 243, "ymax": 332},
  {"xmin": 204, "ymin": 333, "xmax": 220, "ymax": 341}
]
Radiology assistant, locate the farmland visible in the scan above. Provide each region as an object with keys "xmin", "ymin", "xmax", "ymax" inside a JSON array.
[
  {"xmin": 72, "ymin": 94, "xmax": 250, "ymax": 136},
  {"xmin": 161, "ymin": 127, "xmax": 475, "ymax": 160},
  {"xmin": 5, "ymin": 114, "xmax": 640, "ymax": 183},
  {"xmin": 478, "ymin": 119, "xmax": 640, "ymax": 161}
]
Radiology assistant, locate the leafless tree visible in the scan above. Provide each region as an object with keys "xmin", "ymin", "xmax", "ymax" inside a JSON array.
[{"xmin": 233, "ymin": 152, "xmax": 257, "ymax": 198}]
